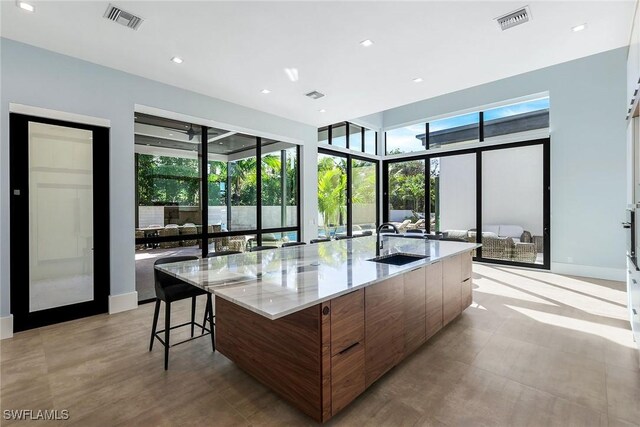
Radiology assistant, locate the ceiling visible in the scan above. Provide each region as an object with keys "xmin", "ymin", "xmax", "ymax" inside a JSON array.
[{"xmin": 1, "ymin": 1, "xmax": 636, "ymax": 127}]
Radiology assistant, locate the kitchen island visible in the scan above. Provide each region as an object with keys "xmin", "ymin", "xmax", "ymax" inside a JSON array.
[{"xmin": 157, "ymin": 236, "xmax": 480, "ymax": 422}]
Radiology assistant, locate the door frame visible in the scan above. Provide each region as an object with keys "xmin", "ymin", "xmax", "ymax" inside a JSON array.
[{"xmin": 9, "ymin": 113, "xmax": 110, "ymax": 332}]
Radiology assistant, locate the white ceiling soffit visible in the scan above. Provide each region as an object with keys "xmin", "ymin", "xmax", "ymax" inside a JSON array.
[{"xmin": 1, "ymin": 1, "xmax": 635, "ymax": 127}]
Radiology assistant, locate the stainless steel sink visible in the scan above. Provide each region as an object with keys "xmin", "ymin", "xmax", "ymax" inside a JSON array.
[{"xmin": 368, "ymin": 253, "xmax": 428, "ymax": 266}]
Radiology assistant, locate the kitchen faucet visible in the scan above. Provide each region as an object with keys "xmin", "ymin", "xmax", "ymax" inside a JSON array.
[{"xmin": 376, "ymin": 223, "xmax": 399, "ymax": 256}]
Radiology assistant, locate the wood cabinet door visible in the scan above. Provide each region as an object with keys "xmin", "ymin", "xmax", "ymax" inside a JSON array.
[
  {"xmin": 426, "ymin": 261, "xmax": 443, "ymax": 340},
  {"xmin": 443, "ymin": 255, "xmax": 462, "ymax": 326},
  {"xmin": 331, "ymin": 289, "xmax": 364, "ymax": 356},
  {"xmin": 461, "ymin": 251, "xmax": 472, "ymax": 281},
  {"xmin": 365, "ymin": 275, "xmax": 404, "ymax": 387},
  {"xmin": 331, "ymin": 342, "xmax": 365, "ymax": 415},
  {"xmin": 461, "ymin": 278, "xmax": 472, "ymax": 310},
  {"xmin": 404, "ymin": 267, "xmax": 426, "ymax": 356}
]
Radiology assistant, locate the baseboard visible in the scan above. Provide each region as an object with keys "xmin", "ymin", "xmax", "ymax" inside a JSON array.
[
  {"xmin": 109, "ymin": 292, "xmax": 138, "ymax": 314},
  {"xmin": 551, "ymin": 262, "xmax": 626, "ymax": 282},
  {"xmin": 1, "ymin": 315, "xmax": 14, "ymax": 340}
]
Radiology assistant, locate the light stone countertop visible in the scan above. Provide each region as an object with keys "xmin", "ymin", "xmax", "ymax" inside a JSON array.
[{"xmin": 156, "ymin": 236, "xmax": 481, "ymax": 320}]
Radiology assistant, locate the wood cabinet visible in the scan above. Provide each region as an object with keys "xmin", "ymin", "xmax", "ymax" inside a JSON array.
[
  {"xmin": 331, "ymin": 342, "xmax": 365, "ymax": 415},
  {"xmin": 461, "ymin": 251, "xmax": 473, "ymax": 310},
  {"xmin": 403, "ymin": 267, "xmax": 426, "ymax": 356},
  {"xmin": 365, "ymin": 275, "xmax": 404, "ymax": 387},
  {"xmin": 329, "ymin": 290, "xmax": 365, "ymax": 415},
  {"xmin": 443, "ymin": 254, "xmax": 462, "ymax": 325},
  {"xmin": 216, "ymin": 250, "xmax": 474, "ymax": 423},
  {"xmin": 425, "ymin": 261, "xmax": 443, "ymax": 340},
  {"xmin": 330, "ymin": 290, "xmax": 364, "ymax": 356}
]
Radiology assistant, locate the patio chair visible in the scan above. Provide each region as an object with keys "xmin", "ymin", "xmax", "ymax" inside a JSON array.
[
  {"xmin": 392, "ymin": 219, "xmax": 412, "ymax": 233},
  {"xmin": 180, "ymin": 223, "xmax": 198, "ymax": 247},
  {"xmin": 406, "ymin": 219, "xmax": 426, "ymax": 230},
  {"xmin": 159, "ymin": 226, "xmax": 179, "ymax": 248}
]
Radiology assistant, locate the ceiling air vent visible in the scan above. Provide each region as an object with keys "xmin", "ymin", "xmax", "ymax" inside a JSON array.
[
  {"xmin": 104, "ymin": 4, "xmax": 144, "ymax": 31},
  {"xmin": 305, "ymin": 91, "xmax": 325, "ymax": 100},
  {"xmin": 496, "ymin": 6, "xmax": 531, "ymax": 31}
]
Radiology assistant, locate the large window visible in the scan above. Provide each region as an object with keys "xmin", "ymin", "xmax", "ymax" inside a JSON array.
[
  {"xmin": 134, "ymin": 114, "xmax": 300, "ymax": 301},
  {"xmin": 317, "ymin": 153, "xmax": 347, "ymax": 238},
  {"xmin": 384, "ymin": 139, "xmax": 550, "ymax": 269},
  {"xmin": 317, "ymin": 150, "xmax": 378, "ymax": 238},
  {"xmin": 386, "ymin": 159, "xmax": 425, "ymax": 224},
  {"xmin": 318, "ymin": 122, "xmax": 377, "ymax": 155},
  {"xmin": 261, "ymin": 139, "xmax": 298, "ymax": 230},
  {"xmin": 351, "ymin": 159, "xmax": 377, "ymax": 232},
  {"xmin": 385, "ymin": 124, "xmax": 426, "ymax": 155},
  {"xmin": 385, "ymin": 96, "xmax": 549, "ymax": 154}
]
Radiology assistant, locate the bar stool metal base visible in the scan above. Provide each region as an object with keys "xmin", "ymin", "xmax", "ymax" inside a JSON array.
[{"xmin": 149, "ymin": 294, "xmax": 216, "ymax": 370}]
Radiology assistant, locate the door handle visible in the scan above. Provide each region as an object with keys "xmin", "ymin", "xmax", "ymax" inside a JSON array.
[
  {"xmin": 622, "ymin": 222, "xmax": 632, "ymax": 229},
  {"xmin": 633, "ymin": 308, "xmax": 637, "ymax": 315}
]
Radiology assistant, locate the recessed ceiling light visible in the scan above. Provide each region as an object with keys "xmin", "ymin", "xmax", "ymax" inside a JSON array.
[
  {"xmin": 261, "ymin": 89, "xmax": 271, "ymax": 94},
  {"xmin": 284, "ymin": 68, "xmax": 299, "ymax": 82},
  {"xmin": 169, "ymin": 133, "xmax": 174, "ymax": 136},
  {"xmin": 17, "ymin": 1, "xmax": 35, "ymax": 12},
  {"xmin": 319, "ymin": 109, "xmax": 326, "ymax": 113},
  {"xmin": 360, "ymin": 39, "xmax": 374, "ymax": 47},
  {"xmin": 170, "ymin": 56, "xmax": 183, "ymax": 64},
  {"xmin": 572, "ymin": 23, "xmax": 587, "ymax": 32},
  {"xmin": 413, "ymin": 77, "xmax": 424, "ymax": 83}
]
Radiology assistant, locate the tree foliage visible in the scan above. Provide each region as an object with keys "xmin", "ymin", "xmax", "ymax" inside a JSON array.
[{"xmin": 137, "ymin": 150, "xmax": 297, "ymax": 208}]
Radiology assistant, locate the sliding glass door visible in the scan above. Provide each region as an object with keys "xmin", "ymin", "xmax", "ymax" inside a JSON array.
[
  {"xmin": 383, "ymin": 138, "xmax": 550, "ymax": 269},
  {"xmin": 430, "ymin": 153, "xmax": 476, "ymax": 240},
  {"xmin": 481, "ymin": 143, "xmax": 547, "ymax": 265}
]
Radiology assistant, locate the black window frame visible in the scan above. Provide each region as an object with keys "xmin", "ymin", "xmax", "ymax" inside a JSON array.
[
  {"xmin": 134, "ymin": 122, "xmax": 302, "ymax": 255},
  {"xmin": 319, "ymin": 122, "xmax": 378, "ymax": 155},
  {"xmin": 383, "ymin": 138, "xmax": 551, "ymax": 270},
  {"xmin": 384, "ymin": 97, "xmax": 549, "ymax": 155},
  {"xmin": 318, "ymin": 147, "xmax": 380, "ymax": 237}
]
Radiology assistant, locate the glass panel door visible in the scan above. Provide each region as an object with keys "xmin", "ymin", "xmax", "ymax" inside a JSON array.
[
  {"xmin": 481, "ymin": 144, "xmax": 545, "ymax": 265},
  {"xmin": 28, "ymin": 122, "xmax": 95, "ymax": 312},
  {"xmin": 317, "ymin": 153, "xmax": 347, "ymax": 238},
  {"xmin": 351, "ymin": 158, "xmax": 377, "ymax": 234},
  {"xmin": 10, "ymin": 114, "xmax": 110, "ymax": 332},
  {"xmin": 386, "ymin": 159, "xmax": 425, "ymax": 230},
  {"xmin": 430, "ymin": 153, "xmax": 476, "ymax": 240}
]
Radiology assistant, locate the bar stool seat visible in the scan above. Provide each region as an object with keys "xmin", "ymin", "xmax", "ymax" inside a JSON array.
[{"xmin": 150, "ymin": 256, "xmax": 215, "ymax": 370}]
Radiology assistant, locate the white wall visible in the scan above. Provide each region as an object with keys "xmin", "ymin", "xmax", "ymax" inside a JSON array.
[
  {"xmin": 0, "ymin": 38, "xmax": 318, "ymax": 318},
  {"xmin": 382, "ymin": 47, "xmax": 628, "ymax": 279}
]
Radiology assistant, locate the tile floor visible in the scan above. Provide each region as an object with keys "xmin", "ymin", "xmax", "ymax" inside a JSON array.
[{"xmin": 1, "ymin": 264, "xmax": 639, "ymax": 426}]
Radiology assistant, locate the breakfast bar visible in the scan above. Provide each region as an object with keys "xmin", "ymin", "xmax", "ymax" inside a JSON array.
[{"xmin": 156, "ymin": 236, "xmax": 480, "ymax": 422}]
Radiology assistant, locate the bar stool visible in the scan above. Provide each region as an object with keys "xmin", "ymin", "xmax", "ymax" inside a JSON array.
[
  {"xmin": 335, "ymin": 235, "xmax": 353, "ymax": 240},
  {"xmin": 207, "ymin": 250, "xmax": 241, "ymax": 257},
  {"xmin": 250, "ymin": 246, "xmax": 277, "ymax": 252},
  {"xmin": 282, "ymin": 242, "xmax": 306, "ymax": 248},
  {"xmin": 310, "ymin": 238, "xmax": 331, "ymax": 244},
  {"xmin": 149, "ymin": 256, "xmax": 215, "ymax": 370}
]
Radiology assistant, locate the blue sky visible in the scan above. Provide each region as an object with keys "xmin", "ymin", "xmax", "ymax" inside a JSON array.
[{"xmin": 386, "ymin": 97, "xmax": 549, "ymax": 153}]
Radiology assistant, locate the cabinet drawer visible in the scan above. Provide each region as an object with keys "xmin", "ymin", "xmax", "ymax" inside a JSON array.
[
  {"xmin": 331, "ymin": 342, "xmax": 365, "ymax": 415},
  {"xmin": 331, "ymin": 289, "xmax": 364, "ymax": 356}
]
